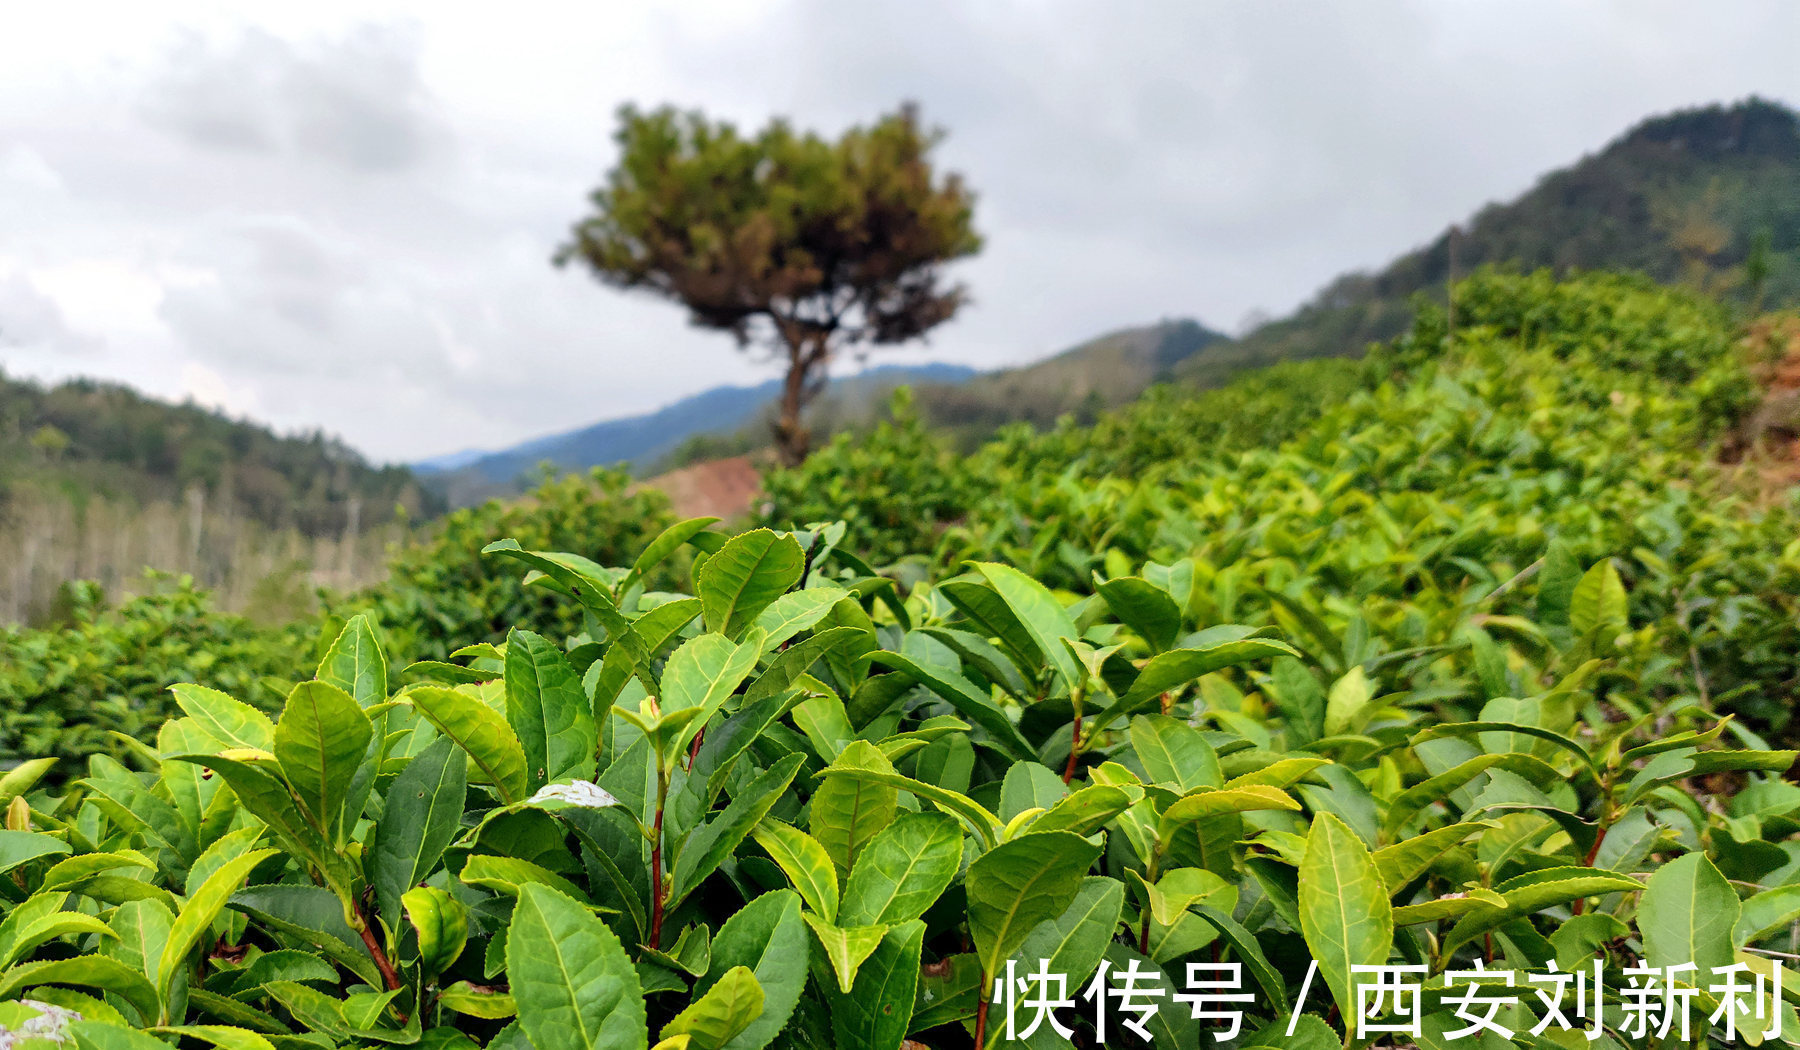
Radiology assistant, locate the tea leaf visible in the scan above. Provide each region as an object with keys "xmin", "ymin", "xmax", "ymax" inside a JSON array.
[{"xmin": 508, "ymin": 883, "xmax": 647, "ymax": 1050}]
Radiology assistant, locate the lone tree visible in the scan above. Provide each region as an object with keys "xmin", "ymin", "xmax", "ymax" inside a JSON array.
[{"xmin": 557, "ymin": 103, "xmax": 981, "ymax": 466}]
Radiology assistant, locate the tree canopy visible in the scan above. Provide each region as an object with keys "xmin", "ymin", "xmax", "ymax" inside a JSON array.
[{"xmin": 559, "ymin": 102, "xmax": 981, "ymax": 464}]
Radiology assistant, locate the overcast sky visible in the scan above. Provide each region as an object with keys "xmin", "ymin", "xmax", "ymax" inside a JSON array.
[{"xmin": 3, "ymin": 2, "xmax": 1797, "ymax": 463}]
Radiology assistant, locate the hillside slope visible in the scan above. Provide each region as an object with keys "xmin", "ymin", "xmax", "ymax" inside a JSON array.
[
  {"xmin": 0, "ymin": 371, "xmax": 438, "ymax": 623},
  {"xmin": 0, "ymin": 372, "xmax": 433, "ymax": 532},
  {"xmin": 1177, "ymin": 96, "xmax": 1800, "ymax": 385},
  {"xmin": 914, "ymin": 318, "xmax": 1224, "ymax": 435}
]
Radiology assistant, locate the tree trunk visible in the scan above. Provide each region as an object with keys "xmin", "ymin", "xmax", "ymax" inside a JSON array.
[
  {"xmin": 773, "ymin": 352, "xmax": 810, "ymax": 467},
  {"xmin": 771, "ymin": 326, "xmax": 826, "ymax": 467}
]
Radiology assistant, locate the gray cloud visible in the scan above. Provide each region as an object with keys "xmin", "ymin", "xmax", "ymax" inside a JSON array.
[
  {"xmin": 140, "ymin": 23, "xmax": 445, "ymax": 172},
  {"xmin": 0, "ymin": 274, "xmax": 99, "ymax": 358},
  {"xmin": 2, "ymin": 3, "xmax": 1798, "ymax": 462}
]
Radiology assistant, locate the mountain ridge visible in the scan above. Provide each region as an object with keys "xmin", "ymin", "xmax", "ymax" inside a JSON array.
[{"xmin": 1170, "ymin": 95, "xmax": 1800, "ymax": 387}]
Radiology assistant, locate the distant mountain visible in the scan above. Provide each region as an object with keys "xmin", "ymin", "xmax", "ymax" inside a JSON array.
[
  {"xmin": 419, "ymin": 362, "xmax": 978, "ymax": 507},
  {"xmin": 0, "ymin": 371, "xmax": 435, "ymax": 534},
  {"xmin": 0, "ymin": 371, "xmax": 437, "ymax": 623},
  {"xmin": 412, "ymin": 448, "xmax": 491, "ymax": 474},
  {"xmin": 1175, "ymin": 96, "xmax": 1800, "ymax": 386},
  {"xmin": 913, "ymin": 319, "xmax": 1225, "ymax": 437}
]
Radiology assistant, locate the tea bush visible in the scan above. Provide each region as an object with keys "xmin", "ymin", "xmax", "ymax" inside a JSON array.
[
  {"xmin": 4, "ymin": 520, "xmax": 1799, "ymax": 1050},
  {"xmin": 0, "ymin": 470, "xmax": 679, "ymax": 780},
  {"xmin": 6, "ymin": 270, "xmax": 1800, "ymax": 1049},
  {"xmin": 0, "ymin": 577, "xmax": 293, "ymax": 774},
  {"xmin": 765, "ymin": 270, "xmax": 1800, "ymax": 736},
  {"xmin": 327, "ymin": 467, "xmax": 677, "ymax": 664}
]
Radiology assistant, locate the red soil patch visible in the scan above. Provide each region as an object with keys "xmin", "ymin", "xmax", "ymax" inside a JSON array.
[
  {"xmin": 1725, "ymin": 315, "xmax": 1800, "ymax": 496},
  {"xmin": 636, "ymin": 455, "xmax": 766, "ymax": 522}
]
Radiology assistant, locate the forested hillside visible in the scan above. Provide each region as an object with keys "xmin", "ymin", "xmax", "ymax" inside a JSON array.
[
  {"xmin": 1178, "ymin": 97, "xmax": 1800, "ymax": 387},
  {"xmin": 0, "ymin": 371, "xmax": 437, "ymax": 623},
  {"xmin": 636, "ymin": 98, "xmax": 1800, "ymax": 451}
]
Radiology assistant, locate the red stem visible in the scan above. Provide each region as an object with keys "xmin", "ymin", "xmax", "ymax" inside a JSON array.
[
  {"xmin": 356, "ymin": 911, "xmax": 404, "ymax": 993},
  {"xmin": 1063, "ymin": 710, "xmax": 1082, "ymax": 784},
  {"xmin": 974, "ymin": 990, "xmax": 991, "ymax": 1048},
  {"xmin": 1572, "ymin": 823, "xmax": 1610, "ymax": 915}
]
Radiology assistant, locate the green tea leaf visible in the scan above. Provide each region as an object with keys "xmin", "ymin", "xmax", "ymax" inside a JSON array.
[
  {"xmin": 627, "ymin": 517, "xmax": 722, "ymax": 592},
  {"xmin": 660, "ymin": 966, "xmax": 762, "ymax": 1050},
  {"xmin": 506, "ymin": 629, "xmax": 599, "ymax": 788},
  {"xmin": 404, "ymin": 886, "xmax": 469, "ymax": 977},
  {"xmin": 1323, "ymin": 665, "xmax": 1375, "ymax": 737},
  {"xmin": 965, "ymin": 830, "xmax": 1101, "ymax": 981},
  {"xmin": 660, "ymin": 632, "xmax": 763, "ymax": 757},
  {"xmin": 801, "ymin": 914, "xmax": 888, "ymax": 994},
  {"xmin": 750, "ymin": 821, "xmax": 838, "ymax": 923},
  {"xmin": 1569, "ymin": 557, "xmax": 1627, "ymax": 644},
  {"xmin": 700, "ymin": 890, "xmax": 806, "ymax": 1050},
  {"xmin": 170, "ymin": 684, "xmax": 275, "ymax": 752},
  {"xmin": 1130, "ymin": 715, "xmax": 1222, "ymax": 791},
  {"xmin": 157, "ymin": 848, "xmax": 279, "ymax": 1022},
  {"xmin": 816, "ymin": 740, "xmax": 1000, "ymax": 850},
  {"xmin": 508, "ymin": 883, "xmax": 647, "ymax": 1050},
  {"xmin": 866, "ymin": 651, "xmax": 1034, "ymax": 762},
  {"xmin": 409, "ymin": 684, "xmax": 529, "ymax": 804},
  {"xmin": 968, "ymin": 561, "xmax": 1082, "ymax": 689},
  {"xmin": 751, "ymin": 587, "xmax": 850, "ymax": 650},
  {"xmin": 997, "ymin": 761, "xmax": 1067, "ymax": 820},
  {"xmin": 1096, "ymin": 576, "xmax": 1182, "ymax": 653},
  {"xmin": 230, "ymin": 884, "xmax": 382, "ymax": 989},
  {"xmin": 273, "ymin": 681, "xmax": 373, "ymax": 836},
  {"xmin": 698, "ymin": 529, "xmax": 805, "ymax": 638},
  {"xmin": 0, "ymin": 831, "xmax": 71, "ymax": 875},
  {"xmin": 1372, "ymin": 822, "xmax": 1492, "ymax": 893},
  {"xmin": 317, "ymin": 613, "xmax": 388, "ymax": 708},
  {"xmin": 1640, "ymin": 852, "xmax": 1738, "ymax": 979},
  {"xmin": 462, "ymin": 853, "xmax": 592, "ymax": 904},
  {"xmin": 838, "ymin": 812, "xmax": 962, "ymax": 927},
  {"xmin": 439, "ymin": 981, "xmax": 517, "ymax": 1019},
  {"xmin": 1442, "ymin": 867, "xmax": 1642, "ymax": 955},
  {"xmin": 369, "ymin": 734, "xmax": 467, "ymax": 928},
  {"xmin": 1005, "ymin": 876, "xmax": 1123, "ymax": 1011},
  {"xmin": 1297, "ymin": 812, "xmax": 1392, "ymax": 1019},
  {"xmin": 0, "ymin": 957, "xmax": 160, "ymax": 1022},
  {"xmin": 810, "ymin": 741, "xmax": 900, "ymax": 879},
  {"xmin": 670, "ymin": 753, "xmax": 806, "ymax": 910},
  {"xmin": 822, "ymin": 920, "xmax": 923, "ymax": 1050},
  {"xmin": 70, "ymin": 1020, "xmax": 172, "ymax": 1050},
  {"xmin": 1089, "ymin": 636, "xmax": 1299, "ymax": 740}
]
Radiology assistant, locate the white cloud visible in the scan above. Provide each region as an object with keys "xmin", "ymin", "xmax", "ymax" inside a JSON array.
[{"xmin": 0, "ymin": 1, "xmax": 1796, "ymax": 462}]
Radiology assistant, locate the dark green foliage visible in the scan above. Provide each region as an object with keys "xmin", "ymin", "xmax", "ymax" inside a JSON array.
[
  {"xmin": 0, "ymin": 371, "xmax": 436, "ymax": 535},
  {"xmin": 758, "ymin": 389, "xmax": 982, "ymax": 566},
  {"xmin": 7, "ymin": 270, "xmax": 1800, "ymax": 1050}
]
